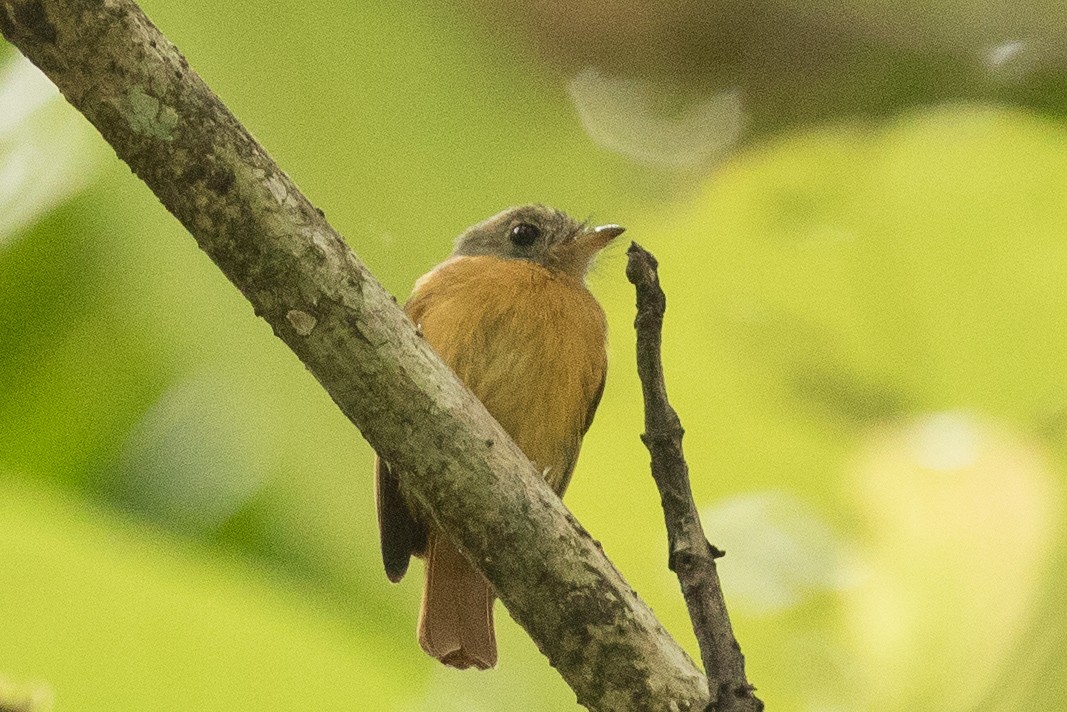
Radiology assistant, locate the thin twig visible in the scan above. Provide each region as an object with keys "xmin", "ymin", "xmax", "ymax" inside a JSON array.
[
  {"xmin": 0, "ymin": 1, "xmax": 709, "ymax": 709},
  {"xmin": 626, "ymin": 242, "xmax": 763, "ymax": 712}
]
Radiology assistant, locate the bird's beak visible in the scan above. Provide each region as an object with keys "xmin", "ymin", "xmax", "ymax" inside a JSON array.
[
  {"xmin": 572, "ymin": 223, "xmax": 626, "ymax": 260},
  {"xmin": 594, "ymin": 224, "xmax": 626, "ymax": 241}
]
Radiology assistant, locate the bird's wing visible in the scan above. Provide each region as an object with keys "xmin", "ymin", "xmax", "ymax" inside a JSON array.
[
  {"xmin": 376, "ymin": 455, "xmax": 428, "ymax": 583},
  {"xmin": 374, "ymin": 264, "xmax": 445, "ymax": 582},
  {"xmin": 581, "ymin": 369, "xmax": 606, "ymax": 436},
  {"xmin": 554, "ymin": 368, "xmax": 607, "ymax": 495}
]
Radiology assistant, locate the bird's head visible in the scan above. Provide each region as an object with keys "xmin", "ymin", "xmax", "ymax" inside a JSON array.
[{"xmin": 454, "ymin": 204, "xmax": 624, "ymax": 279}]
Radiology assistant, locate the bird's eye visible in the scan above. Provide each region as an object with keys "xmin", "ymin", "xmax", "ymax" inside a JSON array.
[{"xmin": 510, "ymin": 223, "xmax": 540, "ymax": 247}]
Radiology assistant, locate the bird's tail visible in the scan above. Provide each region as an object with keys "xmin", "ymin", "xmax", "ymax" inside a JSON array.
[{"xmin": 418, "ymin": 532, "xmax": 497, "ymax": 670}]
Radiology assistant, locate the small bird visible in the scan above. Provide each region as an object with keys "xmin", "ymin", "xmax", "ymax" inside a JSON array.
[{"xmin": 375, "ymin": 204, "xmax": 623, "ymax": 670}]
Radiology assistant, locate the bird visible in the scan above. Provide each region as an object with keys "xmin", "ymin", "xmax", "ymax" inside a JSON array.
[{"xmin": 375, "ymin": 204, "xmax": 623, "ymax": 670}]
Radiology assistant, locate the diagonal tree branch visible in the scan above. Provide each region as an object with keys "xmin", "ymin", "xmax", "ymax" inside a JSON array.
[
  {"xmin": 0, "ymin": 0, "xmax": 710, "ymax": 709},
  {"xmin": 627, "ymin": 244, "xmax": 763, "ymax": 712}
]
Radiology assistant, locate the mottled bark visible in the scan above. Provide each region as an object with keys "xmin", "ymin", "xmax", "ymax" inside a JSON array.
[
  {"xmin": 0, "ymin": 0, "xmax": 710, "ymax": 708},
  {"xmin": 626, "ymin": 243, "xmax": 763, "ymax": 712}
]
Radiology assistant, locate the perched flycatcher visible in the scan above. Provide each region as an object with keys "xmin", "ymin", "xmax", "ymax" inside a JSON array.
[{"xmin": 375, "ymin": 204, "xmax": 623, "ymax": 669}]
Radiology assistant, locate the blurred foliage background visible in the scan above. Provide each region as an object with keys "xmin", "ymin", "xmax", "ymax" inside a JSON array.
[{"xmin": 3, "ymin": 0, "xmax": 1067, "ymax": 709}]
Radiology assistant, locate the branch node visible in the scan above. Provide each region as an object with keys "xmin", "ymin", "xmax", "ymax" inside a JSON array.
[{"xmin": 640, "ymin": 425, "xmax": 685, "ymax": 448}]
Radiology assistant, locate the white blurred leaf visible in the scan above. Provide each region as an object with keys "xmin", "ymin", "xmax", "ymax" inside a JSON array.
[
  {"xmin": 0, "ymin": 54, "xmax": 100, "ymax": 246},
  {"xmin": 568, "ymin": 67, "xmax": 746, "ymax": 170},
  {"xmin": 700, "ymin": 491, "xmax": 850, "ymax": 615},
  {"xmin": 113, "ymin": 372, "xmax": 271, "ymax": 533}
]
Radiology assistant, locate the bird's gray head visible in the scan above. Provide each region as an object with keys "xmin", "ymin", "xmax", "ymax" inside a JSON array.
[{"xmin": 453, "ymin": 204, "xmax": 624, "ymax": 279}]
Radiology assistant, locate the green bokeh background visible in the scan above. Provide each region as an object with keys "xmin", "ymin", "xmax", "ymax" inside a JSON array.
[{"xmin": 3, "ymin": 1, "xmax": 1067, "ymax": 710}]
